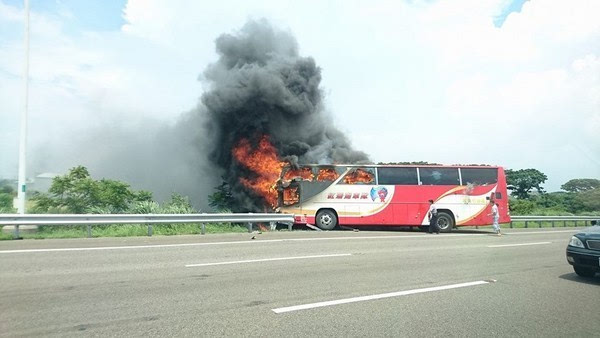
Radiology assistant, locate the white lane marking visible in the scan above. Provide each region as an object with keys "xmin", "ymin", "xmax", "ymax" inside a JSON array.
[
  {"xmin": 503, "ymin": 230, "xmax": 579, "ymax": 235},
  {"xmin": 0, "ymin": 229, "xmax": 579, "ymax": 254},
  {"xmin": 0, "ymin": 240, "xmax": 283, "ymax": 254},
  {"xmin": 272, "ymin": 280, "xmax": 491, "ymax": 314},
  {"xmin": 185, "ymin": 253, "xmax": 351, "ymax": 267},
  {"xmin": 487, "ymin": 242, "xmax": 551, "ymax": 248},
  {"xmin": 0, "ymin": 234, "xmax": 478, "ymax": 254}
]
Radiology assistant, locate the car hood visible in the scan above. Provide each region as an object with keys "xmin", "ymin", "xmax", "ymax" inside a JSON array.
[{"xmin": 576, "ymin": 225, "xmax": 600, "ymax": 239}]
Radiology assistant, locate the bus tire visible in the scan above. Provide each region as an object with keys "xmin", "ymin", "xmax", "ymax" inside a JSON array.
[
  {"xmin": 316, "ymin": 209, "xmax": 337, "ymax": 230},
  {"xmin": 436, "ymin": 211, "xmax": 454, "ymax": 233}
]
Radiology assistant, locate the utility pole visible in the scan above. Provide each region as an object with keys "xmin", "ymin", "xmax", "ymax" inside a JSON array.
[{"xmin": 16, "ymin": 0, "xmax": 30, "ymax": 238}]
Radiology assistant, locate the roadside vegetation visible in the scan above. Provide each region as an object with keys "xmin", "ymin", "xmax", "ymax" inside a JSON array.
[
  {"xmin": 1, "ymin": 166, "xmax": 599, "ymax": 239},
  {"xmin": 0, "ymin": 166, "xmax": 248, "ymax": 239}
]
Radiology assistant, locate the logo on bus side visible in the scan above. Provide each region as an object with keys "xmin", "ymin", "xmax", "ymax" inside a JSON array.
[
  {"xmin": 327, "ymin": 192, "xmax": 370, "ymax": 200},
  {"xmin": 370, "ymin": 187, "xmax": 388, "ymax": 202}
]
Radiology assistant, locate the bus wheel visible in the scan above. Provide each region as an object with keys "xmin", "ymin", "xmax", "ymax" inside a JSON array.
[
  {"xmin": 316, "ymin": 209, "xmax": 337, "ymax": 230},
  {"xmin": 436, "ymin": 212, "xmax": 454, "ymax": 233}
]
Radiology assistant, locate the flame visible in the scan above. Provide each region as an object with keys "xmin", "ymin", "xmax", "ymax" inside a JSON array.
[
  {"xmin": 232, "ymin": 135, "xmax": 285, "ymax": 208},
  {"xmin": 283, "ymin": 167, "xmax": 314, "ymax": 181},
  {"xmin": 317, "ymin": 168, "xmax": 339, "ymax": 181},
  {"xmin": 283, "ymin": 186, "xmax": 299, "ymax": 205},
  {"xmin": 343, "ymin": 168, "xmax": 374, "ymax": 184}
]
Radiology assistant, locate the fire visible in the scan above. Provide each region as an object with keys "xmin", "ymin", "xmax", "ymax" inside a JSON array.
[
  {"xmin": 283, "ymin": 167, "xmax": 314, "ymax": 181},
  {"xmin": 283, "ymin": 186, "xmax": 299, "ymax": 205},
  {"xmin": 343, "ymin": 168, "xmax": 374, "ymax": 184},
  {"xmin": 232, "ymin": 135, "xmax": 285, "ymax": 208},
  {"xmin": 317, "ymin": 168, "xmax": 339, "ymax": 181}
]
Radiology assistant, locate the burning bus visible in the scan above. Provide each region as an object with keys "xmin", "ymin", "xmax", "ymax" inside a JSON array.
[{"xmin": 276, "ymin": 164, "xmax": 511, "ymax": 231}]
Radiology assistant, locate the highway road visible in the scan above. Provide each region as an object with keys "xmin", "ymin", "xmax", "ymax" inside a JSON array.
[{"xmin": 1, "ymin": 228, "xmax": 598, "ymax": 337}]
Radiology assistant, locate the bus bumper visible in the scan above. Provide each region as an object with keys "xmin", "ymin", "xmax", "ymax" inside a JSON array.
[{"xmin": 294, "ymin": 214, "xmax": 308, "ymax": 225}]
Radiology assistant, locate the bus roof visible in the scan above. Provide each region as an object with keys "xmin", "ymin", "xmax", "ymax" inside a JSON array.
[{"xmin": 288, "ymin": 164, "xmax": 503, "ymax": 169}]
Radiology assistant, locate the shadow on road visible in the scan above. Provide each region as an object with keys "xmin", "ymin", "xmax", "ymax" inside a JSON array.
[
  {"xmin": 559, "ymin": 273, "xmax": 600, "ymax": 285},
  {"xmin": 335, "ymin": 226, "xmax": 496, "ymax": 235}
]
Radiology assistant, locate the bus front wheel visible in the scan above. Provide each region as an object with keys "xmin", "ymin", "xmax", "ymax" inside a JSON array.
[
  {"xmin": 436, "ymin": 211, "xmax": 454, "ymax": 233},
  {"xmin": 316, "ymin": 209, "xmax": 337, "ymax": 230}
]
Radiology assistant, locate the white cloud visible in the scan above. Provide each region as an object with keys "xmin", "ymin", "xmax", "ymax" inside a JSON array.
[{"xmin": 0, "ymin": 0, "xmax": 599, "ymax": 193}]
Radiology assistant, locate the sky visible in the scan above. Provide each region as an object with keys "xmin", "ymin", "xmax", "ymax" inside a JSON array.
[{"xmin": 0, "ymin": 0, "xmax": 599, "ymax": 204}]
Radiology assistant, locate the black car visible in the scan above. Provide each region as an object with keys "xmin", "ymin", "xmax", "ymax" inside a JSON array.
[{"xmin": 566, "ymin": 221, "xmax": 600, "ymax": 277}]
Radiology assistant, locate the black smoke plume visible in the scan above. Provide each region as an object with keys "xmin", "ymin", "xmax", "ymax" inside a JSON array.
[{"xmin": 202, "ymin": 19, "xmax": 369, "ymax": 211}]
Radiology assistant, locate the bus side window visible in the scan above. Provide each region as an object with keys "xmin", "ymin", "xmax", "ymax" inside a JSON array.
[
  {"xmin": 461, "ymin": 168, "xmax": 498, "ymax": 186},
  {"xmin": 377, "ymin": 167, "xmax": 418, "ymax": 185},
  {"xmin": 341, "ymin": 168, "xmax": 375, "ymax": 185},
  {"xmin": 419, "ymin": 167, "xmax": 460, "ymax": 185}
]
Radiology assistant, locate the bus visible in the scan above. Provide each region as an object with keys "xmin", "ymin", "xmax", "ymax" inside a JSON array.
[{"xmin": 276, "ymin": 164, "xmax": 510, "ymax": 231}]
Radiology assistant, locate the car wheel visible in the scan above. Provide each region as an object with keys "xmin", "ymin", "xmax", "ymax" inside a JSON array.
[
  {"xmin": 436, "ymin": 211, "xmax": 454, "ymax": 233},
  {"xmin": 573, "ymin": 266, "xmax": 596, "ymax": 277},
  {"xmin": 316, "ymin": 209, "xmax": 337, "ymax": 230}
]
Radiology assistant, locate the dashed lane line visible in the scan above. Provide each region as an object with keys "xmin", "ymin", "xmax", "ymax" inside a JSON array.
[
  {"xmin": 186, "ymin": 253, "xmax": 352, "ymax": 267},
  {"xmin": 272, "ymin": 280, "xmax": 493, "ymax": 313}
]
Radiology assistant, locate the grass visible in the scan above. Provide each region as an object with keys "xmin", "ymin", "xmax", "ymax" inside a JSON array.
[
  {"xmin": 506, "ymin": 220, "xmax": 593, "ymax": 229},
  {"xmin": 0, "ymin": 223, "xmax": 250, "ymax": 240},
  {"xmin": 1, "ymin": 219, "xmax": 594, "ymax": 240}
]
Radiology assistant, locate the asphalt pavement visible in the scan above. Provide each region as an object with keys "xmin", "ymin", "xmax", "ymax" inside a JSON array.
[{"xmin": 0, "ymin": 228, "xmax": 598, "ymax": 337}]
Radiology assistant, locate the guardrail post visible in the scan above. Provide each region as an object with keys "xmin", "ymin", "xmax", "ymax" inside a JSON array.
[
  {"xmin": 247, "ymin": 222, "xmax": 252, "ymax": 233},
  {"xmin": 14, "ymin": 225, "xmax": 20, "ymax": 239},
  {"xmin": 563, "ymin": 221, "xmax": 566, "ymax": 227},
  {"xmin": 87, "ymin": 224, "xmax": 92, "ymax": 238},
  {"xmin": 288, "ymin": 222, "xmax": 293, "ymax": 231},
  {"xmin": 510, "ymin": 221, "xmax": 513, "ymax": 228},
  {"xmin": 538, "ymin": 221, "xmax": 542, "ymax": 228},
  {"xmin": 525, "ymin": 221, "xmax": 528, "ymax": 228},
  {"xmin": 551, "ymin": 221, "xmax": 555, "ymax": 228},
  {"xmin": 147, "ymin": 224, "xmax": 153, "ymax": 237},
  {"xmin": 201, "ymin": 223, "xmax": 205, "ymax": 235}
]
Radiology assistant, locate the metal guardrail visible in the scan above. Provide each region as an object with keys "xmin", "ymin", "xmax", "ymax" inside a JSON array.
[
  {"xmin": 0, "ymin": 213, "xmax": 296, "ymax": 238},
  {"xmin": 2, "ymin": 214, "xmax": 598, "ymax": 239},
  {"xmin": 509, "ymin": 215, "xmax": 600, "ymax": 228}
]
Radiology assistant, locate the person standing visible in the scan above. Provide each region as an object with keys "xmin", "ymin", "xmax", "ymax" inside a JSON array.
[
  {"xmin": 427, "ymin": 199, "xmax": 439, "ymax": 234},
  {"xmin": 490, "ymin": 201, "xmax": 501, "ymax": 236}
]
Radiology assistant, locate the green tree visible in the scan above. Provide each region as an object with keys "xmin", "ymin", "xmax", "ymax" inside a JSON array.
[
  {"xmin": 32, "ymin": 166, "xmax": 154, "ymax": 214},
  {"xmin": 162, "ymin": 193, "xmax": 196, "ymax": 214},
  {"xmin": 506, "ymin": 168, "xmax": 547, "ymax": 199},
  {"xmin": 576, "ymin": 188, "xmax": 600, "ymax": 212},
  {"xmin": 560, "ymin": 178, "xmax": 600, "ymax": 192},
  {"xmin": 208, "ymin": 179, "xmax": 235, "ymax": 212},
  {"xmin": 0, "ymin": 180, "xmax": 15, "ymax": 212}
]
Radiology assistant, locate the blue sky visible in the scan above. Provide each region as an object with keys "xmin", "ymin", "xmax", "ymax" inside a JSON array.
[
  {"xmin": 495, "ymin": 0, "xmax": 528, "ymax": 27},
  {"xmin": 5, "ymin": 0, "xmax": 126, "ymax": 30},
  {"xmin": 0, "ymin": 0, "xmax": 598, "ymax": 203}
]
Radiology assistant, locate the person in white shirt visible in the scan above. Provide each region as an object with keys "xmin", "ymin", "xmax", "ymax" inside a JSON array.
[
  {"xmin": 427, "ymin": 199, "xmax": 439, "ymax": 234},
  {"xmin": 490, "ymin": 201, "xmax": 501, "ymax": 236}
]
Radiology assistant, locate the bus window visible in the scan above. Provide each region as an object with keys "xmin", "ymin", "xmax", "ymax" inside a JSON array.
[
  {"xmin": 282, "ymin": 186, "xmax": 300, "ymax": 206},
  {"xmin": 377, "ymin": 167, "xmax": 418, "ymax": 185},
  {"xmin": 316, "ymin": 167, "xmax": 340, "ymax": 181},
  {"xmin": 283, "ymin": 167, "xmax": 314, "ymax": 182},
  {"xmin": 460, "ymin": 168, "xmax": 498, "ymax": 185},
  {"xmin": 340, "ymin": 167, "xmax": 375, "ymax": 185},
  {"xmin": 419, "ymin": 167, "xmax": 460, "ymax": 185}
]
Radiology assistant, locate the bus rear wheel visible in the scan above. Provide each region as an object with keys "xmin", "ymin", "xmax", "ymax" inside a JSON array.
[
  {"xmin": 436, "ymin": 211, "xmax": 454, "ymax": 233},
  {"xmin": 316, "ymin": 209, "xmax": 337, "ymax": 230}
]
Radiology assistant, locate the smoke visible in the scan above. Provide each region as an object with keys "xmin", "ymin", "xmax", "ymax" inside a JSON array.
[
  {"xmin": 31, "ymin": 19, "xmax": 368, "ymax": 212},
  {"xmin": 202, "ymin": 19, "xmax": 369, "ymax": 211},
  {"xmin": 31, "ymin": 112, "xmax": 219, "ymax": 210}
]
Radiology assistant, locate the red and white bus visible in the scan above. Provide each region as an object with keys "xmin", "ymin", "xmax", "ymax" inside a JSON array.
[{"xmin": 276, "ymin": 164, "xmax": 510, "ymax": 231}]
